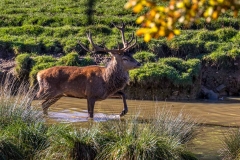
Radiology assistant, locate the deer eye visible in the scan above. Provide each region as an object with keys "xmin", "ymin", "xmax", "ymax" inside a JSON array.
[{"xmin": 122, "ymin": 57, "xmax": 128, "ymax": 61}]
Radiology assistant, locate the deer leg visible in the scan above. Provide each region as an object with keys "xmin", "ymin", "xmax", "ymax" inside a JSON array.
[
  {"xmin": 41, "ymin": 96, "xmax": 62, "ymax": 115},
  {"xmin": 116, "ymin": 91, "xmax": 128, "ymax": 117},
  {"xmin": 87, "ymin": 97, "xmax": 96, "ymax": 118}
]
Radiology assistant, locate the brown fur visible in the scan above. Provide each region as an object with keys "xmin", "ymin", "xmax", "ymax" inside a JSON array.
[{"xmin": 36, "ymin": 54, "xmax": 140, "ymax": 118}]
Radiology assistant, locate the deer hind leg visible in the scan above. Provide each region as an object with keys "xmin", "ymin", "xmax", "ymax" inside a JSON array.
[
  {"xmin": 87, "ymin": 97, "xmax": 96, "ymax": 118},
  {"xmin": 116, "ymin": 91, "xmax": 128, "ymax": 117},
  {"xmin": 41, "ymin": 95, "xmax": 62, "ymax": 115}
]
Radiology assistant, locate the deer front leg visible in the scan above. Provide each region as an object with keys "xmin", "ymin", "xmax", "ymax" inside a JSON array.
[
  {"xmin": 87, "ymin": 97, "xmax": 96, "ymax": 118},
  {"xmin": 116, "ymin": 91, "xmax": 128, "ymax": 117}
]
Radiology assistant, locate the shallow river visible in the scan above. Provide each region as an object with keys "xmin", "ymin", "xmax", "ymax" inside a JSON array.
[{"xmin": 37, "ymin": 97, "xmax": 240, "ymax": 160}]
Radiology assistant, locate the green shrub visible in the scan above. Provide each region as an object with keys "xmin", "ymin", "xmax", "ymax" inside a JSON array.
[
  {"xmin": 0, "ymin": 134, "xmax": 23, "ymax": 160},
  {"xmin": 15, "ymin": 53, "xmax": 33, "ymax": 78},
  {"xmin": 22, "ymin": 25, "xmax": 44, "ymax": 36},
  {"xmin": 203, "ymin": 43, "xmax": 240, "ymax": 67},
  {"xmin": 195, "ymin": 30, "xmax": 218, "ymax": 41},
  {"xmin": 167, "ymin": 39, "xmax": 206, "ymax": 58},
  {"xmin": 215, "ymin": 28, "xmax": 238, "ymax": 42},
  {"xmin": 204, "ymin": 42, "xmax": 220, "ymax": 53},
  {"xmin": 79, "ymin": 55, "xmax": 95, "ymax": 66},
  {"xmin": 130, "ymin": 57, "xmax": 201, "ymax": 86},
  {"xmin": 33, "ymin": 55, "xmax": 56, "ymax": 65},
  {"xmin": 231, "ymin": 32, "xmax": 240, "ymax": 42},
  {"xmin": 57, "ymin": 52, "xmax": 80, "ymax": 66},
  {"xmin": 133, "ymin": 51, "xmax": 156, "ymax": 63},
  {"xmin": 38, "ymin": 124, "xmax": 99, "ymax": 160}
]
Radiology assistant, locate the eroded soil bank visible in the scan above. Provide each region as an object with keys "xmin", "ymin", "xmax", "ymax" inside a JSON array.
[{"xmin": 126, "ymin": 63, "xmax": 240, "ymax": 100}]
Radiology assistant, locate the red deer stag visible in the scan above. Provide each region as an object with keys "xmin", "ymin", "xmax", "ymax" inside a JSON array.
[{"xmin": 36, "ymin": 23, "xmax": 141, "ymax": 118}]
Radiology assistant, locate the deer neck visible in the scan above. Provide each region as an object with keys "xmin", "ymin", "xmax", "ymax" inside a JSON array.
[{"xmin": 104, "ymin": 58, "xmax": 129, "ymax": 94}]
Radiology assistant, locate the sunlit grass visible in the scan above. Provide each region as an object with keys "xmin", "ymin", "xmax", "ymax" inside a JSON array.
[
  {"xmin": 220, "ymin": 128, "xmax": 240, "ymax": 160},
  {"xmin": 0, "ymin": 74, "xmax": 42, "ymax": 128}
]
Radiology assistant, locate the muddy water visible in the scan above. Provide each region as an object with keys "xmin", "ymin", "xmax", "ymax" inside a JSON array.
[{"xmin": 37, "ymin": 97, "xmax": 240, "ymax": 159}]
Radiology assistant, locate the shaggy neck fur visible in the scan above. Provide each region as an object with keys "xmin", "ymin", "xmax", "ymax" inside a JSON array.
[{"xmin": 104, "ymin": 57, "xmax": 129, "ymax": 95}]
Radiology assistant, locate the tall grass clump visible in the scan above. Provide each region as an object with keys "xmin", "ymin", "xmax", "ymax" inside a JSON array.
[
  {"xmin": 36, "ymin": 124, "xmax": 100, "ymax": 160},
  {"xmin": 0, "ymin": 133, "xmax": 23, "ymax": 160},
  {"xmin": 3, "ymin": 121, "xmax": 49, "ymax": 159},
  {"xmin": 151, "ymin": 108, "xmax": 199, "ymax": 143},
  {"xmin": 31, "ymin": 107, "xmax": 198, "ymax": 160},
  {"xmin": 220, "ymin": 128, "xmax": 240, "ymax": 160},
  {"xmin": 0, "ymin": 74, "xmax": 42, "ymax": 128},
  {"xmin": 0, "ymin": 74, "xmax": 49, "ymax": 159},
  {"xmin": 96, "ymin": 108, "xmax": 198, "ymax": 160}
]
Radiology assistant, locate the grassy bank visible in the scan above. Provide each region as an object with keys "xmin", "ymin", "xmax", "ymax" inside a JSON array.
[
  {"xmin": 0, "ymin": 0, "xmax": 239, "ymax": 99},
  {"xmin": 0, "ymin": 76, "xmax": 199, "ymax": 159}
]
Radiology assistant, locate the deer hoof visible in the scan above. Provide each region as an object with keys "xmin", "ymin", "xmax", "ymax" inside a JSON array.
[
  {"xmin": 43, "ymin": 110, "xmax": 48, "ymax": 116},
  {"xmin": 88, "ymin": 113, "xmax": 94, "ymax": 119},
  {"xmin": 120, "ymin": 109, "xmax": 128, "ymax": 117}
]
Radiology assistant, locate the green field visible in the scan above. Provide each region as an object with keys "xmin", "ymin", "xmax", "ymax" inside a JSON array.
[{"xmin": 0, "ymin": 0, "xmax": 239, "ymax": 98}]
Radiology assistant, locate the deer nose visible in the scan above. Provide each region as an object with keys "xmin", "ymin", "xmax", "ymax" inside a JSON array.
[{"xmin": 137, "ymin": 62, "xmax": 141, "ymax": 67}]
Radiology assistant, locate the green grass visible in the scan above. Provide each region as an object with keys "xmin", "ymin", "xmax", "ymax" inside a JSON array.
[
  {"xmin": 133, "ymin": 51, "xmax": 156, "ymax": 63},
  {"xmin": 220, "ymin": 128, "xmax": 240, "ymax": 160},
  {"xmin": 203, "ymin": 43, "xmax": 240, "ymax": 68},
  {"xmin": 130, "ymin": 57, "xmax": 201, "ymax": 86},
  {"xmin": 0, "ymin": 0, "xmax": 238, "ymax": 58}
]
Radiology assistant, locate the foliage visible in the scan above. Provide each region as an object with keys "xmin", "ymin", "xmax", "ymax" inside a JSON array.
[
  {"xmin": 96, "ymin": 108, "xmax": 198, "ymax": 160},
  {"xmin": 125, "ymin": 0, "xmax": 240, "ymax": 41},
  {"xmin": 57, "ymin": 52, "xmax": 80, "ymax": 66},
  {"xmin": 0, "ymin": 75, "xmax": 42, "ymax": 128},
  {"xmin": 133, "ymin": 51, "xmax": 156, "ymax": 63},
  {"xmin": 130, "ymin": 57, "xmax": 201, "ymax": 86},
  {"xmin": 0, "ymin": 134, "xmax": 23, "ymax": 160},
  {"xmin": 79, "ymin": 55, "xmax": 95, "ymax": 66},
  {"xmin": 15, "ymin": 53, "xmax": 33, "ymax": 78},
  {"xmin": 3, "ymin": 122, "xmax": 49, "ymax": 159},
  {"xmin": 215, "ymin": 27, "xmax": 238, "ymax": 42},
  {"xmin": 220, "ymin": 128, "xmax": 240, "ymax": 160},
  {"xmin": 203, "ymin": 43, "xmax": 240, "ymax": 67}
]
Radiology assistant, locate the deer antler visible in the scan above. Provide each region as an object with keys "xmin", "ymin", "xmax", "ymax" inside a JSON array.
[
  {"xmin": 79, "ymin": 32, "xmax": 123, "ymax": 54},
  {"xmin": 79, "ymin": 24, "xmax": 137, "ymax": 54},
  {"xmin": 112, "ymin": 22, "xmax": 136, "ymax": 49}
]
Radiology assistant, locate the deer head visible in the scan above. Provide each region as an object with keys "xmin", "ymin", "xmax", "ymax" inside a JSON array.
[{"xmin": 79, "ymin": 22, "xmax": 141, "ymax": 71}]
